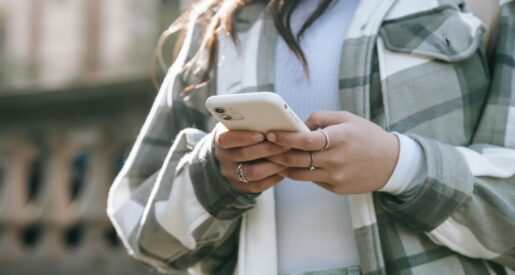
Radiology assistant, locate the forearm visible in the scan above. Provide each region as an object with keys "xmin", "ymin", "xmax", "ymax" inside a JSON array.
[
  {"xmin": 376, "ymin": 134, "xmax": 515, "ymax": 267},
  {"xmin": 378, "ymin": 133, "xmax": 427, "ymax": 200},
  {"xmin": 377, "ymin": 2, "xmax": 515, "ymax": 265},
  {"xmin": 109, "ymin": 129, "xmax": 249, "ymax": 272},
  {"xmin": 188, "ymin": 126, "xmax": 259, "ymax": 220}
]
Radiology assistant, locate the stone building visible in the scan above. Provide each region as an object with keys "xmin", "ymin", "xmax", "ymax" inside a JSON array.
[{"xmin": 0, "ymin": 0, "xmax": 187, "ymax": 274}]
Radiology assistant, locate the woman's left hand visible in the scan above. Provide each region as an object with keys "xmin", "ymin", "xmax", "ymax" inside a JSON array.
[{"xmin": 266, "ymin": 111, "xmax": 400, "ymax": 194}]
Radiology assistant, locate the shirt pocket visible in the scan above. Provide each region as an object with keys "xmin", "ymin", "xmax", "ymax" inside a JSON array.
[{"xmin": 377, "ymin": 5, "xmax": 490, "ymax": 146}]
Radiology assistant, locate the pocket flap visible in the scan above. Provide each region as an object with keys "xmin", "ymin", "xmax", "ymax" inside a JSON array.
[{"xmin": 379, "ymin": 6, "xmax": 485, "ymax": 62}]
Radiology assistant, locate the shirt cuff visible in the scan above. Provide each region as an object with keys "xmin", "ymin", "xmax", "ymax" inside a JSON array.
[
  {"xmin": 188, "ymin": 124, "xmax": 259, "ymax": 220},
  {"xmin": 379, "ymin": 133, "xmax": 426, "ymax": 196}
]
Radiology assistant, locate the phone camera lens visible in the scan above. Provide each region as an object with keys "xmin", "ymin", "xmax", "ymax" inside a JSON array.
[
  {"xmin": 214, "ymin": 107, "xmax": 225, "ymax": 114},
  {"xmin": 222, "ymin": 114, "xmax": 232, "ymax": 120}
]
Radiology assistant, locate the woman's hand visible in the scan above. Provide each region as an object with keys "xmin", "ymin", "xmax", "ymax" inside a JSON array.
[
  {"xmin": 266, "ymin": 111, "xmax": 400, "ymax": 194},
  {"xmin": 214, "ymin": 124, "xmax": 288, "ymax": 194}
]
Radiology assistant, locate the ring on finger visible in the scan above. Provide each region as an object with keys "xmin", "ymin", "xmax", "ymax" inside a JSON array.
[
  {"xmin": 318, "ymin": 129, "xmax": 330, "ymax": 151},
  {"xmin": 236, "ymin": 163, "xmax": 249, "ymax": 183},
  {"xmin": 309, "ymin": 152, "xmax": 316, "ymax": 171}
]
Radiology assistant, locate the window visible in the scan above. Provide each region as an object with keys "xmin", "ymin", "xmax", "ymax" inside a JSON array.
[
  {"xmin": 28, "ymin": 154, "xmax": 45, "ymax": 201},
  {"xmin": 70, "ymin": 152, "xmax": 88, "ymax": 200}
]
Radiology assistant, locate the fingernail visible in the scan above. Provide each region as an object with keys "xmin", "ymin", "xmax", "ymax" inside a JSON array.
[
  {"xmin": 254, "ymin": 133, "xmax": 264, "ymax": 142},
  {"xmin": 266, "ymin": 133, "xmax": 276, "ymax": 142}
]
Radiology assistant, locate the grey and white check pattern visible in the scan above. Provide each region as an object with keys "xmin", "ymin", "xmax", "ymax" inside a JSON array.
[{"xmin": 107, "ymin": 0, "xmax": 515, "ymax": 274}]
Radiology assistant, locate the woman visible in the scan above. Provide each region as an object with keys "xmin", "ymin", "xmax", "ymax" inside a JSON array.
[{"xmin": 107, "ymin": 0, "xmax": 515, "ymax": 274}]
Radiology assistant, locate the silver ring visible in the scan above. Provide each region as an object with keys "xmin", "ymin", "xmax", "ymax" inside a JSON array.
[
  {"xmin": 318, "ymin": 129, "xmax": 330, "ymax": 151},
  {"xmin": 236, "ymin": 163, "xmax": 249, "ymax": 183},
  {"xmin": 309, "ymin": 152, "xmax": 316, "ymax": 171}
]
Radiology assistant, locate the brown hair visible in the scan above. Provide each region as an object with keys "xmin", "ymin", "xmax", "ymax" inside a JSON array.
[{"xmin": 152, "ymin": 0, "xmax": 334, "ymax": 94}]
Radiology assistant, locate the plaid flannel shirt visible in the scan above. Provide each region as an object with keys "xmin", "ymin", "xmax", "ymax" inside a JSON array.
[{"xmin": 107, "ymin": 0, "xmax": 515, "ymax": 274}]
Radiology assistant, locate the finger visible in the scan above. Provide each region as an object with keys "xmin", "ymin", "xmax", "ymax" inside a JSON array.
[
  {"xmin": 266, "ymin": 130, "xmax": 326, "ymax": 151},
  {"xmin": 313, "ymin": 181, "xmax": 334, "ymax": 192},
  {"xmin": 225, "ymin": 142, "xmax": 289, "ymax": 162},
  {"xmin": 232, "ymin": 174, "xmax": 284, "ymax": 194},
  {"xmin": 305, "ymin": 111, "xmax": 354, "ymax": 130},
  {"xmin": 267, "ymin": 150, "xmax": 333, "ymax": 168},
  {"xmin": 216, "ymin": 128, "xmax": 264, "ymax": 149},
  {"xmin": 240, "ymin": 161, "xmax": 286, "ymax": 181},
  {"xmin": 279, "ymin": 167, "xmax": 329, "ymax": 183},
  {"xmin": 267, "ymin": 150, "xmax": 311, "ymax": 167},
  {"xmin": 249, "ymin": 174, "xmax": 284, "ymax": 193}
]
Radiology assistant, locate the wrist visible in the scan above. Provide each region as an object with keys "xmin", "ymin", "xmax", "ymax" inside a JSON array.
[
  {"xmin": 378, "ymin": 132, "xmax": 401, "ymax": 190},
  {"xmin": 379, "ymin": 133, "xmax": 425, "ymax": 195},
  {"xmin": 189, "ymin": 127, "xmax": 258, "ymax": 220}
]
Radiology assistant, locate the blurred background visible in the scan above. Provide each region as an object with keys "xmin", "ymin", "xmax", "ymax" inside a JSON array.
[{"xmin": 0, "ymin": 0, "xmax": 189, "ymax": 274}]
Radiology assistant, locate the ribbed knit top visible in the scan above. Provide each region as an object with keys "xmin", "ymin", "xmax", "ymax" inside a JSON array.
[{"xmin": 274, "ymin": 0, "xmax": 361, "ymax": 273}]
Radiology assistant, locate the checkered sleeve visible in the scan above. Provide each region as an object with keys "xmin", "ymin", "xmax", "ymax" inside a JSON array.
[
  {"xmin": 377, "ymin": 1, "xmax": 515, "ymax": 269},
  {"xmin": 106, "ymin": 17, "xmax": 254, "ymax": 274}
]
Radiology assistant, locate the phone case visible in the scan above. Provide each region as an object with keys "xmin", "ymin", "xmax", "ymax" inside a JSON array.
[{"xmin": 206, "ymin": 92, "xmax": 310, "ymax": 133}]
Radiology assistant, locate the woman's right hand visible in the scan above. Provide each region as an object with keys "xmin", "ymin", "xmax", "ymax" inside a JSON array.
[{"xmin": 214, "ymin": 124, "xmax": 289, "ymax": 194}]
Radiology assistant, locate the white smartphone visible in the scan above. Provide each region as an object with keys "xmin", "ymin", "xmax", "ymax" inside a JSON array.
[{"xmin": 206, "ymin": 92, "xmax": 310, "ymax": 133}]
